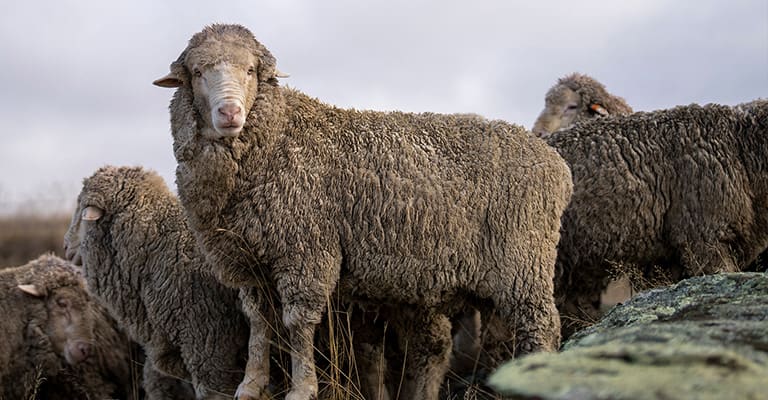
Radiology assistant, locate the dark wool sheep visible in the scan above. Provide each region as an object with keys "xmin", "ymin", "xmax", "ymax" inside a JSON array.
[
  {"xmin": 532, "ymin": 72, "xmax": 633, "ymax": 138},
  {"xmin": 549, "ymin": 100, "xmax": 768, "ymax": 335},
  {"xmin": 37, "ymin": 301, "xmax": 140, "ymax": 400},
  {"xmin": 64, "ymin": 166, "xmax": 249, "ymax": 400},
  {"xmin": 154, "ymin": 24, "xmax": 573, "ymax": 400},
  {"xmin": 0, "ymin": 254, "xmax": 95, "ymax": 399}
]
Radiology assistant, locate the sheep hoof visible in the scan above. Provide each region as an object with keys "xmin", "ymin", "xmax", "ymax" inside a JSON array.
[
  {"xmin": 285, "ymin": 386, "xmax": 317, "ymax": 400},
  {"xmin": 235, "ymin": 382, "xmax": 265, "ymax": 400}
]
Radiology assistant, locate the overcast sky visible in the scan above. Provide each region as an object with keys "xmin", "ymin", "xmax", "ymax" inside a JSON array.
[{"xmin": 0, "ymin": 0, "xmax": 766, "ymax": 215}]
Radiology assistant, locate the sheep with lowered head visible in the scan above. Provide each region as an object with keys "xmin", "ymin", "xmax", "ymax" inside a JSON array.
[
  {"xmin": 532, "ymin": 72, "xmax": 633, "ymax": 138},
  {"xmin": 39, "ymin": 301, "xmax": 195, "ymax": 400},
  {"xmin": 548, "ymin": 99, "xmax": 768, "ymax": 334},
  {"xmin": 0, "ymin": 254, "xmax": 95, "ymax": 399},
  {"xmin": 64, "ymin": 165, "xmax": 249, "ymax": 399},
  {"xmin": 154, "ymin": 23, "xmax": 573, "ymax": 400}
]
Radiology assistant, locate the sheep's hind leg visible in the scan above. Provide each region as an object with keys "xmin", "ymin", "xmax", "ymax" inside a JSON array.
[
  {"xmin": 510, "ymin": 295, "xmax": 560, "ymax": 357},
  {"xmin": 481, "ymin": 287, "xmax": 561, "ymax": 367},
  {"xmin": 392, "ymin": 309, "xmax": 452, "ymax": 400}
]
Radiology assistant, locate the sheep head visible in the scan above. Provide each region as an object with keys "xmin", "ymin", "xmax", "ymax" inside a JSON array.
[
  {"xmin": 532, "ymin": 84, "xmax": 584, "ymax": 138},
  {"xmin": 64, "ymin": 166, "xmax": 166, "ymax": 273},
  {"xmin": 17, "ymin": 257, "xmax": 96, "ymax": 365},
  {"xmin": 532, "ymin": 73, "xmax": 631, "ymax": 138},
  {"xmin": 154, "ymin": 24, "xmax": 287, "ymax": 140}
]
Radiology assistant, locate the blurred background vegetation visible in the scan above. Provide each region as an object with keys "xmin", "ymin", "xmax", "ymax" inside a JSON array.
[
  {"xmin": 0, "ymin": 186, "xmax": 73, "ymax": 268},
  {"xmin": 0, "ymin": 213, "xmax": 70, "ymax": 268}
]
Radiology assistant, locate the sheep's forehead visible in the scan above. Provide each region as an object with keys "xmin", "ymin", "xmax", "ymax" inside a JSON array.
[
  {"xmin": 186, "ymin": 39, "xmax": 258, "ymax": 70},
  {"xmin": 546, "ymin": 86, "xmax": 580, "ymax": 106}
]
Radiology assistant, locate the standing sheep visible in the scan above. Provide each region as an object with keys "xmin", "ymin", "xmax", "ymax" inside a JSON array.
[
  {"xmin": 0, "ymin": 254, "xmax": 94, "ymax": 399},
  {"xmin": 64, "ymin": 165, "xmax": 249, "ymax": 399},
  {"xmin": 548, "ymin": 100, "xmax": 768, "ymax": 335},
  {"xmin": 154, "ymin": 23, "xmax": 573, "ymax": 400},
  {"xmin": 64, "ymin": 166, "xmax": 393, "ymax": 400},
  {"xmin": 532, "ymin": 72, "xmax": 633, "ymax": 138}
]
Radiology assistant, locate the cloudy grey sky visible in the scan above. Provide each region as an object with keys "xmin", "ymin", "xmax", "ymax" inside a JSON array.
[{"xmin": 1, "ymin": 0, "xmax": 766, "ymax": 215}]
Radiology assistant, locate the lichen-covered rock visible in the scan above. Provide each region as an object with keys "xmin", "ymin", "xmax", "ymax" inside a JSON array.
[{"xmin": 487, "ymin": 273, "xmax": 768, "ymax": 400}]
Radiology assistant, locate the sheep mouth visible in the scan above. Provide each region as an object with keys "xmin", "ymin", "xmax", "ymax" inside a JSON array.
[{"xmin": 212, "ymin": 125, "xmax": 243, "ymax": 138}]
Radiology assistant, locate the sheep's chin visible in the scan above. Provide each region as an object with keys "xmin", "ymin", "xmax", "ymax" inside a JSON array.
[{"xmin": 202, "ymin": 126, "xmax": 242, "ymax": 140}]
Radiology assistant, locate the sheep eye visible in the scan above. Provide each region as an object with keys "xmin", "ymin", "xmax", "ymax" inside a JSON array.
[
  {"xmin": 193, "ymin": 69, "xmax": 202, "ymax": 78},
  {"xmin": 247, "ymin": 67, "xmax": 255, "ymax": 76},
  {"xmin": 565, "ymin": 104, "xmax": 579, "ymax": 111},
  {"xmin": 56, "ymin": 298, "xmax": 69, "ymax": 308}
]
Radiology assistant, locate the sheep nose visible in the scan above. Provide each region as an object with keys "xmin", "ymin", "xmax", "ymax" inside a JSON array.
[
  {"xmin": 68, "ymin": 341, "xmax": 91, "ymax": 363},
  {"xmin": 218, "ymin": 104, "xmax": 242, "ymax": 121}
]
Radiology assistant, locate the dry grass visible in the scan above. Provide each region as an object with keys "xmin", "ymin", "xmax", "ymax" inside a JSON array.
[{"xmin": 0, "ymin": 213, "xmax": 70, "ymax": 269}]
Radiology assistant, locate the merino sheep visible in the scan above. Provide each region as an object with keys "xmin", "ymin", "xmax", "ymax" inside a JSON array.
[
  {"xmin": 548, "ymin": 99, "xmax": 768, "ymax": 335},
  {"xmin": 0, "ymin": 254, "xmax": 95, "ymax": 399},
  {"xmin": 64, "ymin": 165, "xmax": 249, "ymax": 399},
  {"xmin": 532, "ymin": 72, "xmax": 633, "ymax": 138},
  {"xmin": 154, "ymin": 23, "xmax": 573, "ymax": 400},
  {"xmin": 64, "ymin": 166, "xmax": 393, "ymax": 400}
]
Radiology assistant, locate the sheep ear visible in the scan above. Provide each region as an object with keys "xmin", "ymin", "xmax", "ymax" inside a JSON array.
[
  {"xmin": 274, "ymin": 69, "xmax": 290, "ymax": 78},
  {"xmin": 153, "ymin": 72, "xmax": 183, "ymax": 88},
  {"xmin": 18, "ymin": 284, "xmax": 44, "ymax": 297},
  {"xmin": 82, "ymin": 206, "xmax": 104, "ymax": 221},
  {"xmin": 590, "ymin": 104, "xmax": 609, "ymax": 116}
]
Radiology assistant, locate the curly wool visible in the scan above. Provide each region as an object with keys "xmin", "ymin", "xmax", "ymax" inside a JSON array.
[
  {"xmin": 66, "ymin": 165, "xmax": 249, "ymax": 398},
  {"xmin": 548, "ymin": 100, "xmax": 768, "ymax": 334},
  {"xmin": 166, "ymin": 25, "xmax": 572, "ymax": 397}
]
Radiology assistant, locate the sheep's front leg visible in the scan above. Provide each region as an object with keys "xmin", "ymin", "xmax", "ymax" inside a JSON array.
[
  {"xmin": 236, "ymin": 288, "xmax": 274, "ymax": 400},
  {"xmin": 278, "ymin": 252, "xmax": 340, "ymax": 400},
  {"xmin": 283, "ymin": 305, "xmax": 319, "ymax": 400}
]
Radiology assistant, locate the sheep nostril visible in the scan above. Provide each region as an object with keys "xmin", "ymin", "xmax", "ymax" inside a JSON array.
[
  {"xmin": 75, "ymin": 342, "xmax": 90, "ymax": 361},
  {"xmin": 217, "ymin": 104, "xmax": 242, "ymax": 121}
]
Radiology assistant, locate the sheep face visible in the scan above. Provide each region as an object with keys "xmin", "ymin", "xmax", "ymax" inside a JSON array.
[
  {"xmin": 185, "ymin": 45, "xmax": 259, "ymax": 139},
  {"xmin": 64, "ymin": 190, "xmax": 106, "ymax": 269},
  {"xmin": 532, "ymin": 85, "xmax": 584, "ymax": 138},
  {"xmin": 18, "ymin": 280, "xmax": 95, "ymax": 365},
  {"xmin": 154, "ymin": 24, "xmax": 282, "ymax": 140},
  {"xmin": 44, "ymin": 286, "xmax": 94, "ymax": 364}
]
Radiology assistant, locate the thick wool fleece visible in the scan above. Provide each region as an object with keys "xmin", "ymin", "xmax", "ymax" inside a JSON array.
[
  {"xmin": 167, "ymin": 26, "xmax": 572, "ymax": 397},
  {"xmin": 65, "ymin": 166, "xmax": 249, "ymax": 398},
  {"xmin": 548, "ymin": 99, "xmax": 768, "ymax": 334}
]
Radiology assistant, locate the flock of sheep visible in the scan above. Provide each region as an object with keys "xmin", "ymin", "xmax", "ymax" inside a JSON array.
[{"xmin": 1, "ymin": 23, "xmax": 765, "ymax": 400}]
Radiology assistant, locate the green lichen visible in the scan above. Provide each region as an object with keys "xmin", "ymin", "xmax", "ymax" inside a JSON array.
[{"xmin": 488, "ymin": 273, "xmax": 768, "ymax": 400}]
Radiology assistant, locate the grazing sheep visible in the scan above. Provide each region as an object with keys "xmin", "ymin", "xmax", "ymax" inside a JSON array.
[
  {"xmin": 532, "ymin": 72, "xmax": 633, "ymax": 138},
  {"xmin": 548, "ymin": 99, "xmax": 768, "ymax": 335},
  {"xmin": 64, "ymin": 165, "xmax": 249, "ymax": 399},
  {"xmin": 154, "ymin": 23, "xmax": 572, "ymax": 400},
  {"xmin": 0, "ymin": 254, "xmax": 95, "ymax": 399}
]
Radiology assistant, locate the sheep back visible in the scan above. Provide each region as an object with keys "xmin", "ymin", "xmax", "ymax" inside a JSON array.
[{"xmin": 549, "ymin": 101, "xmax": 768, "ymax": 320}]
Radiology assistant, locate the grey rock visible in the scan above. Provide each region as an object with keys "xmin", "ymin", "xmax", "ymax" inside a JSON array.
[{"xmin": 487, "ymin": 273, "xmax": 768, "ymax": 400}]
